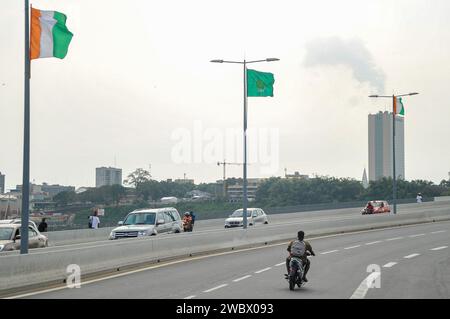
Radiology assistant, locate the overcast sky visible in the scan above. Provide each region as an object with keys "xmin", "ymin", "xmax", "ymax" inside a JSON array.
[{"xmin": 1, "ymin": 0, "xmax": 449, "ymax": 190}]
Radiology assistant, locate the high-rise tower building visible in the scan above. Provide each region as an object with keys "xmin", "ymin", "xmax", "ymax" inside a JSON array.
[{"xmin": 368, "ymin": 111, "xmax": 405, "ymax": 181}]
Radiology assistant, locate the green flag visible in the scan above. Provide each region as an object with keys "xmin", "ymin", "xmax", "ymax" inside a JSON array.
[{"xmin": 247, "ymin": 69, "xmax": 275, "ymax": 97}]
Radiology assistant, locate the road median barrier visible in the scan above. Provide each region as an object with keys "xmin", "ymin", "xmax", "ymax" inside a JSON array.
[{"xmin": 1, "ymin": 204, "xmax": 449, "ymax": 297}]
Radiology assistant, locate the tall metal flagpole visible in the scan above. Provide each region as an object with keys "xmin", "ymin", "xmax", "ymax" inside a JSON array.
[
  {"xmin": 21, "ymin": 0, "xmax": 31, "ymax": 254},
  {"xmin": 392, "ymin": 95, "xmax": 397, "ymax": 215},
  {"xmin": 243, "ymin": 61, "xmax": 248, "ymax": 229}
]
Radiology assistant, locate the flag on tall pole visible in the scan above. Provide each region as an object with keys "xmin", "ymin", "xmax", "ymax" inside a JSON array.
[
  {"xmin": 21, "ymin": 2, "xmax": 72, "ymax": 254},
  {"xmin": 31, "ymin": 8, "xmax": 73, "ymax": 59},
  {"xmin": 393, "ymin": 97, "xmax": 405, "ymax": 116},
  {"xmin": 246, "ymin": 69, "xmax": 275, "ymax": 97}
]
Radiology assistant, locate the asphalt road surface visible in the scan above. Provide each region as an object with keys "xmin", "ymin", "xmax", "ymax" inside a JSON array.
[
  {"xmin": 19, "ymin": 220, "xmax": 450, "ymax": 299},
  {"xmin": 6, "ymin": 201, "xmax": 449, "ymax": 256}
]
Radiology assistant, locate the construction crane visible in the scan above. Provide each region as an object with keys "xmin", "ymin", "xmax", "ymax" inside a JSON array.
[{"xmin": 217, "ymin": 160, "xmax": 247, "ymax": 198}]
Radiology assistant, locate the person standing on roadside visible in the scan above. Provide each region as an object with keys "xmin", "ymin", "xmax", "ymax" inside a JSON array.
[
  {"xmin": 89, "ymin": 209, "xmax": 101, "ymax": 229},
  {"xmin": 38, "ymin": 218, "xmax": 48, "ymax": 232}
]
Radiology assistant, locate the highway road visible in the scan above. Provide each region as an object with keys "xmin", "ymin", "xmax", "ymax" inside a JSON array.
[
  {"xmin": 17, "ymin": 220, "xmax": 450, "ymax": 299},
  {"xmin": 4, "ymin": 201, "xmax": 449, "ymax": 256}
]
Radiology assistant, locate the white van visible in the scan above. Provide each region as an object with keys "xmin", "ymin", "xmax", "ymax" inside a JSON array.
[{"xmin": 109, "ymin": 207, "xmax": 182, "ymax": 239}]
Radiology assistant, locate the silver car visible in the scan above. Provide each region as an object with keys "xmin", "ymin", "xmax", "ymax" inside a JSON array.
[
  {"xmin": 109, "ymin": 207, "xmax": 182, "ymax": 239},
  {"xmin": 0, "ymin": 219, "xmax": 39, "ymax": 230},
  {"xmin": 0, "ymin": 223, "xmax": 49, "ymax": 252},
  {"xmin": 224, "ymin": 208, "xmax": 269, "ymax": 228}
]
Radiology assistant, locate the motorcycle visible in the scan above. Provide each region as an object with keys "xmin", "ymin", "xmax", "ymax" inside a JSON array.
[
  {"xmin": 183, "ymin": 219, "xmax": 193, "ymax": 232},
  {"xmin": 287, "ymin": 252, "xmax": 311, "ymax": 290}
]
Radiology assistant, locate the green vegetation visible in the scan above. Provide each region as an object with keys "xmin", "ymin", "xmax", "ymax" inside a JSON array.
[
  {"xmin": 255, "ymin": 177, "xmax": 449, "ymax": 207},
  {"xmin": 52, "ymin": 174, "xmax": 449, "ymax": 229}
]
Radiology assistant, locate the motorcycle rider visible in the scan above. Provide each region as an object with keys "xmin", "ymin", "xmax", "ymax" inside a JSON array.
[
  {"xmin": 366, "ymin": 201, "xmax": 374, "ymax": 214},
  {"xmin": 285, "ymin": 231, "xmax": 315, "ymax": 282},
  {"xmin": 183, "ymin": 212, "xmax": 193, "ymax": 232}
]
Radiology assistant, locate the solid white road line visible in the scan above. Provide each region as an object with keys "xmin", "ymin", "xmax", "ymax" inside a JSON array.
[
  {"xmin": 430, "ymin": 246, "xmax": 448, "ymax": 251},
  {"xmin": 184, "ymin": 295, "xmax": 196, "ymax": 299},
  {"xmin": 383, "ymin": 262, "xmax": 397, "ymax": 268},
  {"xmin": 365, "ymin": 241, "xmax": 382, "ymax": 245},
  {"xmin": 350, "ymin": 271, "xmax": 381, "ymax": 299},
  {"xmin": 404, "ymin": 253, "xmax": 420, "ymax": 259},
  {"xmin": 275, "ymin": 262, "xmax": 285, "ymax": 267},
  {"xmin": 320, "ymin": 250, "xmax": 339, "ymax": 255},
  {"xmin": 409, "ymin": 234, "xmax": 425, "ymax": 238},
  {"xmin": 386, "ymin": 237, "xmax": 403, "ymax": 241},
  {"xmin": 431, "ymin": 230, "xmax": 446, "ymax": 234},
  {"xmin": 233, "ymin": 275, "xmax": 252, "ymax": 282},
  {"xmin": 344, "ymin": 245, "xmax": 361, "ymax": 250},
  {"xmin": 203, "ymin": 284, "xmax": 228, "ymax": 293},
  {"xmin": 255, "ymin": 267, "xmax": 271, "ymax": 274}
]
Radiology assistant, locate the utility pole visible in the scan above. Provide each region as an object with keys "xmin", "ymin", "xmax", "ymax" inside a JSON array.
[{"xmin": 217, "ymin": 160, "xmax": 246, "ymax": 198}]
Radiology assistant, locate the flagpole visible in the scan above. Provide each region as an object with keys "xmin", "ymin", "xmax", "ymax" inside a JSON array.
[
  {"xmin": 21, "ymin": 0, "xmax": 31, "ymax": 254},
  {"xmin": 392, "ymin": 95, "xmax": 397, "ymax": 215},
  {"xmin": 243, "ymin": 60, "xmax": 248, "ymax": 229},
  {"xmin": 210, "ymin": 57, "xmax": 279, "ymax": 230}
]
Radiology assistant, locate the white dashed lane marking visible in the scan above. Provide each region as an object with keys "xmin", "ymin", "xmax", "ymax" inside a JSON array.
[
  {"xmin": 430, "ymin": 246, "xmax": 448, "ymax": 251},
  {"xmin": 383, "ymin": 262, "xmax": 397, "ymax": 268},
  {"xmin": 344, "ymin": 245, "xmax": 361, "ymax": 250},
  {"xmin": 233, "ymin": 275, "xmax": 252, "ymax": 282},
  {"xmin": 404, "ymin": 253, "xmax": 420, "ymax": 259},
  {"xmin": 431, "ymin": 230, "xmax": 446, "ymax": 234},
  {"xmin": 386, "ymin": 237, "xmax": 403, "ymax": 241},
  {"xmin": 321, "ymin": 250, "xmax": 339, "ymax": 255},
  {"xmin": 203, "ymin": 284, "xmax": 228, "ymax": 293},
  {"xmin": 255, "ymin": 267, "xmax": 271, "ymax": 274},
  {"xmin": 365, "ymin": 241, "xmax": 382, "ymax": 245},
  {"xmin": 409, "ymin": 234, "xmax": 425, "ymax": 238},
  {"xmin": 275, "ymin": 262, "xmax": 285, "ymax": 267},
  {"xmin": 184, "ymin": 295, "xmax": 196, "ymax": 299}
]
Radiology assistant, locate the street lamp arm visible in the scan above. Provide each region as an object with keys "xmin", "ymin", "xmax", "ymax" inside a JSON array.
[
  {"xmin": 369, "ymin": 95, "xmax": 391, "ymax": 98},
  {"xmin": 211, "ymin": 58, "xmax": 280, "ymax": 64},
  {"xmin": 246, "ymin": 59, "xmax": 269, "ymax": 64},
  {"xmin": 369, "ymin": 93, "xmax": 419, "ymax": 98},
  {"xmin": 396, "ymin": 92, "xmax": 419, "ymax": 97}
]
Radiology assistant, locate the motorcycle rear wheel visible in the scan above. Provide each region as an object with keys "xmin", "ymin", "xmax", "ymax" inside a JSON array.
[{"xmin": 289, "ymin": 269, "xmax": 297, "ymax": 291}]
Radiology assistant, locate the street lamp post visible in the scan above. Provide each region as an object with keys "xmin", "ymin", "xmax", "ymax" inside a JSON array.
[
  {"xmin": 211, "ymin": 58, "xmax": 279, "ymax": 229},
  {"xmin": 369, "ymin": 92, "xmax": 419, "ymax": 215}
]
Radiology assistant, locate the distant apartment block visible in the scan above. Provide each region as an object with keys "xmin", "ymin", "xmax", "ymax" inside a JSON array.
[
  {"xmin": 96, "ymin": 167, "xmax": 122, "ymax": 187},
  {"xmin": 174, "ymin": 178, "xmax": 194, "ymax": 184},
  {"xmin": 368, "ymin": 111, "xmax": 405, "ymax": 181},
  {"xmin": 0, "ymin": 172, "xmax": 5, "ymax": 194},
  {"xmin": 227, "ymin": 178, "xmax": 266, "ymax": 202}
]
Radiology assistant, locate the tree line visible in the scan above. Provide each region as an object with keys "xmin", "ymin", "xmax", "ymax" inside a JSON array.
[
  {"xmin": 255, "ymin": 177, "xmax": 450, "ymax": 207},
  {"xmin": 53, "ymin": 168, "xmax": 449, "ymax": 208}
]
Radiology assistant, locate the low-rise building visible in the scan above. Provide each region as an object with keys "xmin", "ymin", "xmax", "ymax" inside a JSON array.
[
  {"xmin": 227, "ymin": 178, "xmax": 265, "ymax": 202},
  {"xmin": 285, "ymin": 170, "xmax": 309, "ymax": 180}
]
